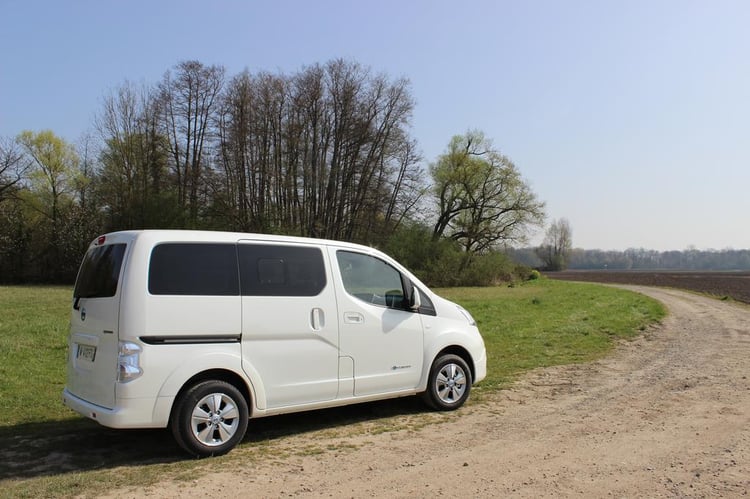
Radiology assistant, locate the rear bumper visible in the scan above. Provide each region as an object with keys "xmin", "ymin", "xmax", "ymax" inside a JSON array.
[{"xmin": 62, "ymin": 388, "xmax": 171, "ymax": 429}]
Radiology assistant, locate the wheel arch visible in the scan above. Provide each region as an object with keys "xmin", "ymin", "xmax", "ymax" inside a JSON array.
[
  {"xmin": 431, "ymin": 345, "xmax": 476, "ymax": 385},
  {"xmin": 169, "ymin": 369, "xmax": 254, "ymax": 425}
]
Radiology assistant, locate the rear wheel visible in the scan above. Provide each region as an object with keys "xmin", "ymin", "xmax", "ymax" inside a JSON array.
[
  {"xmin": 422, "ymin": 354, "xmax": 472, "ymax": 410},
  {"xmin": 170, "ymin": 380, "xmax": 249, "ymax": 457}
]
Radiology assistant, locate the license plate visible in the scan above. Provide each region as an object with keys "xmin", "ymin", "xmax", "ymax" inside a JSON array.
[{"xmin": 76, "ymin": 344, "xmax": 97, "ymax": 362}]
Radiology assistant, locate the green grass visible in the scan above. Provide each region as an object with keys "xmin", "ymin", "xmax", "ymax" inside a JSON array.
[
  {"xmin": 0, "ymin": 279, "xmax": 665, "ymax": 498},
  {"xmin": 439, "ymin": 279, "xmax": 666, "ymax": 391},
  {"xmin": 0, "ymin": 286, "xmax": 73, "ymax": 426}
]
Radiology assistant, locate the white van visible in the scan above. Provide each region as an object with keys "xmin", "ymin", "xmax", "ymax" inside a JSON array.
[{"xmin": 63, "ymin": 230, "xmax": 487, "ymax": 457}]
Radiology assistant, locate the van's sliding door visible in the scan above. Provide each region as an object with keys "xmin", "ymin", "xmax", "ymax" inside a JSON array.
[{"xmin": 238, "ymin": 241, "xmax": 340, "ymax": 409}]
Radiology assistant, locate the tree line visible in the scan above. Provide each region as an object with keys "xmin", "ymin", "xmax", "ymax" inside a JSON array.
[
  {"xmin": 0, "ymin": 59, "xmax": 545, "ymax": 285},
  {"xmin": 510, "ymin": 246, "xmax": 750, "ymax": 271}
]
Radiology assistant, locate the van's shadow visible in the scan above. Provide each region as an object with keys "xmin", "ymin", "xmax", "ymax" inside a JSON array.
[{"xmin": 0, "ymin": 397, "xmax": 428, "ymax": 481}]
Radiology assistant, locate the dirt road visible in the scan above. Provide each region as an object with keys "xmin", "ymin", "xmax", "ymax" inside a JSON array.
[{"xmin": 120, "ymin": 287, "xmax": 750, "ymax": 498}]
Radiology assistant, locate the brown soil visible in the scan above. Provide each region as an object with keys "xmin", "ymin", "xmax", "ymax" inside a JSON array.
[
  {"xmin": 549, "ymin": 270, "xmax": 750, "ymax": 304},
  {"xmin": 105, "ymin": 287, "xmax": 750, "ymax": 498}
]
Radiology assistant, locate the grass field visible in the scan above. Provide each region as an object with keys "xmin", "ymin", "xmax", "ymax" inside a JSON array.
[
  {"xmin": 439, "ymin": 280, "xmax": 665, "ymax": 392},
  {"xmin": 0, "ymin": 286, "xmax": 72, "ymax": 426},
  {"xmin": 0, "ymin": 280, "xmax": 665, "ymax": 497}
]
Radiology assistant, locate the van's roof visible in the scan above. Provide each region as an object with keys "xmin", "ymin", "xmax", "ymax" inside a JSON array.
[{"xmin": 101, "ymin": 229, "xmax": 389, "ymax": 257}]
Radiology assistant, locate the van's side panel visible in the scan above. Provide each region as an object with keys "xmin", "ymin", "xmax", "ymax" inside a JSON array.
[
  {"xmin": 239, "ymin": 241, "xmax": 339, "ymax": 409},
  {"xmin": 115, "ymin": 232, "xmax": 244, "ymax": 424},
  {"xmin": 150, "ymin": 348, "xmax": 245, "ymax": 423},
  {"xmin": 144, "ymin": 297, "xmax": 240, "ymax": 335},
  {"xmin": 328, "ymin": 246, "xmax": 424, "ymax": 396}
]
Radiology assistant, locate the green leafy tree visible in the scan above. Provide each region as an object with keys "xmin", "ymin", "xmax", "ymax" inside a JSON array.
[
  {"xmin": 16, "ymin": 130, "xmax": 81, "ymax": 281},
  {"xmin": 384, "ymin": 221, "xmax": 527, "ymax": 287},
  {"xmin": 17, "ymin": 130, "xmax": 80, "ymax": 221},
  {"xmin": 431, "ymin": 130, "xmax": 545, "ymax": 258}
]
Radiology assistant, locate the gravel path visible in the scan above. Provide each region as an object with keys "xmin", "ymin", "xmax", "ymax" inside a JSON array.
[{"xmin": 112, "ymin": 287, "xmax": 750, "ymax": 498}]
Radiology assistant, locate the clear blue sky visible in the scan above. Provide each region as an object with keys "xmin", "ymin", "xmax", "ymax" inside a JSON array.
[{"xmin": 2, "ymin": 0, "xmax": 748, "ymax": 251}]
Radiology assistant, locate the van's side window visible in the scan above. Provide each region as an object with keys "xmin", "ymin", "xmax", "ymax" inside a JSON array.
[
  {"xmin": 336, "ymin": 251, "xmax": 406, "ymax": 309},
  {"xmin": 149, "ymin": 243, "xmax": 239, "ymax": 296},
  {"xmin": 238, "ymin": 245, "xmax": 326, "ymax": 296}
]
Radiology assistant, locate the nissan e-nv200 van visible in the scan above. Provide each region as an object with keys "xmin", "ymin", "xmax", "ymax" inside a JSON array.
[{"xmin": 63, "ymin": 230, "xmax": 487, "ymax": 457}]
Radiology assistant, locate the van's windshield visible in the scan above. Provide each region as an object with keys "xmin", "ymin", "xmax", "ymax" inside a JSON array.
[{"xmin": 73, "ymin": 244, "xmax": 127, "ymax": 299}]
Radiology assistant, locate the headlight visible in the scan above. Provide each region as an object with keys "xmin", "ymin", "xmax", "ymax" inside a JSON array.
[
  {"xmin": 118, "ymin": 341, "xmax": 143, "ymax": 382},
  {"xmin": 456, "ymin": 305, "xmax": 476, "ymax": 326}
]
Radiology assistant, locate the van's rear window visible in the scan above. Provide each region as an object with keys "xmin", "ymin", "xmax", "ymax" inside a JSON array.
[{"xmin": 74, "ymin": 244, "xmax": 127, "ymax": 298}]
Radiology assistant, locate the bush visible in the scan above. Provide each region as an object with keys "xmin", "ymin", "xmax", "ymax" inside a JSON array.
[{"xmin": 384, "ymin": 224, "xmax": 536, "ymax": 287}]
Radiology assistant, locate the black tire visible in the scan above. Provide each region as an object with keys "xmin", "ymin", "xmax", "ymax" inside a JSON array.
[
  {"xmin": 422, "ymin": 354, "xmax": 472, "ymax": 411},
  {"xmin": 170, "ymin": 380, "xmax": 249, "ymax": 458}
]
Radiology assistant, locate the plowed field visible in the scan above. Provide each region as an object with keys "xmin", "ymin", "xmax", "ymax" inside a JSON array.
[{"xmin": 548, "ymin": 270, "xmax": 750, "ymax": 304}]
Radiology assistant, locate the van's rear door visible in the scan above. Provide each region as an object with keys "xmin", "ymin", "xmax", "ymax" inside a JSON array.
[{"xmin": 67, "ymin": 236, "xmax": 128, "ymax": 410}]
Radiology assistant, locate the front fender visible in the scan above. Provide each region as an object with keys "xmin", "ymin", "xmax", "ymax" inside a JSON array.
[{"xmin": 419, "ymin": 329, "xmax": 482, "ymax": 391}]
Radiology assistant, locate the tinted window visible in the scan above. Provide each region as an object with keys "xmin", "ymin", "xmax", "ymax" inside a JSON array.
[
  {"xmin": 239, "ymin": 245, "xmax": 326, "ymax": 296},
  {"xmin": 149, "ymin": 243, "xmax": 239, "ymax": 296},
  {"xmin": 336, "ymin": 251, "xmax": 406, "ymax": 308},
  {"xmin": 74, "ymin": 244, "xmax": 127, "ymax": 298}
]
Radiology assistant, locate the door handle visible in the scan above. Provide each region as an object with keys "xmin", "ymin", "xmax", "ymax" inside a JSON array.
[
  {"xmin": 344, "ymin": 312, "xmax": 364, "ymax": 324},
  {"xmin": 310, "ymin": 308, "xmax": 325, "ymax": 331}
]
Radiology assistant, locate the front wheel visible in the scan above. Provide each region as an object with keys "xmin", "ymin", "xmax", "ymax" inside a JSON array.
[
  {"xmin": 422, "ymin": 354, "xmax": 472, "ymax": 410},
  {"xmin": 170, "ymin": 380, "xmax": 249, "ymax": 457}
]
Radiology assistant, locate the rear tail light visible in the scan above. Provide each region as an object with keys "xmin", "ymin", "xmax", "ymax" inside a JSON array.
[{"xmin": 118, "ymin": 341, "xmax": 142, "ymax": 382}]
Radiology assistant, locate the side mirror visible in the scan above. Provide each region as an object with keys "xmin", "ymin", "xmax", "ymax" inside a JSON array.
[{"xmin": 400, "ymin": 277, "xmax": 422, "ymax": 311}]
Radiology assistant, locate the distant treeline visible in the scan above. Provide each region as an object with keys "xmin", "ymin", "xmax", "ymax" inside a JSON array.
[{"xmin": 508, "ymin": 247, "xmax": 750, "ymax": 271}]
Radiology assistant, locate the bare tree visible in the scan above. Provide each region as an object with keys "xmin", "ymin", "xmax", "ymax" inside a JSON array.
[
  {"xmin": 536, "ymin": 218, "xmax": 573, "ymax": 270},
  {"xmin": 75, "ymin": 133, "xmax": 96, "ymax": 210},
  {"xmin": 0, "ymin": 137, "xmax": 28, "ymax": 202},
  {"xmin": 382, "ymin": 135, "xmax": 424, "ymax": 232},
  {"xmin": 214, "ymin": 59, "xmax": 421, "ymax": 243},
  {"xmin": 159, "ymin": 61, "xmax": 225, "ymax": 226},
  {"xmin": 216, "ymin": 70, "xmax": 254, "ymax": 230},
  {"xmin": 96, "ymin": 81, "xmax": 170, "ymax": 229}
]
